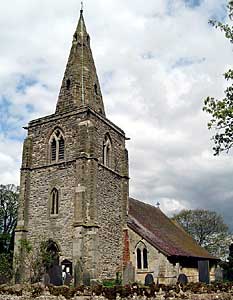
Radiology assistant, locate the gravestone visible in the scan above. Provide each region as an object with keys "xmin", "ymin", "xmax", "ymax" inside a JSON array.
[
  {"xmin": 74, "ymin": 261, "xmax": 83, "ymax": 287},
  {"xmin": 48, "ymin": 265, "xmax": 62, "ymax": 286},
  {"xmin": 177, "ymin": 273, "xmax": 188, "ymax": 284},
  {"xmin": 215, "ymin": 266, "xmax": 223, "ymax": 281},
  {"xmin": 145, "ymin": 273, "xmax": 154, "ymax": 286},
  {"xmin": 42, "ymin": 273, "xmax": 50, "ymax": 286},
  {"xmin": 123, "ymin": 262, "xmax": 135, "ymax": 285},
  {"xmin": 83, "ymin": 272, "xmax": 91, "ymax": 286},
  {"xmin": 64, "ymin": 273, "xmax": 72, "ymax": 286}
]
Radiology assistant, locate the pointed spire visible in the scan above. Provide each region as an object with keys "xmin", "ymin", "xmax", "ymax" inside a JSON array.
[{"xmin": 56, "ymin": 8, "xmax": 106, "ymax": 116}]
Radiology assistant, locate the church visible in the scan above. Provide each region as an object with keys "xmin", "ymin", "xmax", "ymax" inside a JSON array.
[{"xmin": 14, "ymin": 9, "xmax": 217, "ymax": 286}]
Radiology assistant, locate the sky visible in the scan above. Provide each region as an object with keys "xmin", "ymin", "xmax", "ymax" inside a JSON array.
[{"xmin": 0, "ymin": 0, "xmax": 233, "ymax": 229}]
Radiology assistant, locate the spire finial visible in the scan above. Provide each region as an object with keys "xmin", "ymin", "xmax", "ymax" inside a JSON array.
[{"xmin": 81, "ymin": 1, "xmax": 84, "ymax": 14}]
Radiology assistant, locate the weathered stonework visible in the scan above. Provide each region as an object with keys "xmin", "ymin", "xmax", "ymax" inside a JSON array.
[
  {"xmin": 128, "ymin": 228, "xmax": 178, "ymax": 285},
  {"xmin": 14, "ymin": 10, "xmax": 128, "ymax": 284}
]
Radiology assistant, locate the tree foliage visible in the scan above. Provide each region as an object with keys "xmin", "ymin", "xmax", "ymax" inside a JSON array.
[
  {"xmin": 203, "ymin": 1, "xmax": 233, "ymax": 155},
  {"xmin": 172, "ymin": 209, "xmax": 230, "ymax": 259},
  {"xmin": 221, "ymin": 243, "xmax": 233, "ymax": 280},
  {"xmin": 0, "ymin": 184, "xmax": 19, "ymax": 254},
  {"xmin": 15, "ymin": 239, "xmax": 58, "ymax": 283},
  {"xmin": 0, "ymin": 184, "xmax": 19, "ymax": 283}
]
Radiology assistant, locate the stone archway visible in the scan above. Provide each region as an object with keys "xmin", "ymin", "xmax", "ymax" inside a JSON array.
[{"xmin": 45, "ymin": 240, "xmax": 62, "ymax": 286}]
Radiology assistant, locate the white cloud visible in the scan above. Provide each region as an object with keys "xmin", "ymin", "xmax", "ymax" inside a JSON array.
[{"xmin": 0, "ymin": 0, "xmax": 233, "ymax": 228}]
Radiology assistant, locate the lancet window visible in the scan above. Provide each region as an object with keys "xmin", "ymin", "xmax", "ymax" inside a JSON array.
[
  {"xmin": 49, "ymin": 129, "xmax": 65, "ymax": 163},
  {"xmin": 50, "ymin": 188, "xmax": 59, "ymax": 216}
]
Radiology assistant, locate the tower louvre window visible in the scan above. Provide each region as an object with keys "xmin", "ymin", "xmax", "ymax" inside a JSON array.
[
  {"xmin": 51, "ymin": 188, "xmax": 59, "ymax": 215},
  {"xmin": 51, "ymin": 138, "xmax": 57, "ymax": 161},
  {"xmin": 49, "ymin": 129, "xmax": 65, "ymax": 163},
  {"xmin": 59, "ymin": 137, "xmax": 65, "ymax": 160}
]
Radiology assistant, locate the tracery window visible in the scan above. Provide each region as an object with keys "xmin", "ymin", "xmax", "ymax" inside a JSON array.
[
  {"xmin": 136, "ymin": 242, "xmax": 148, "ymax": 270},
  {"xmin": 103, "ymin": 134, "xmax": 112, "ymax": 168},
  {"xmin": 49, "ymin": 129, "xmax": 65, "ymax": 162},
  {"xmin": 51, "ymin": 188, "xmax": 59, "ymax": 215}
]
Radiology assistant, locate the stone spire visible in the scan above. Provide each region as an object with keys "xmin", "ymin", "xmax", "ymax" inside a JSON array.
[{"xmin": 56, "ymin": 9, "xmax": 106, "ymax": 116}]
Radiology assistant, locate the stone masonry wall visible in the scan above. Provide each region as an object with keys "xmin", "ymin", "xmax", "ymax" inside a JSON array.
[
  {"xmin": 96, "ymin": 166, "xmax": 124, "ymax": 279},
  {"xmin": 15, "ymin": 107, "xmax": 129, "ymax": 282},
  {"xmin": 18, "ymin": 111, "xmax": 86, "ymax": 263},
  {"xmin": 128, "ymin": 228, "xmax": 178, "ymax": 285},
  {"xmin": 27, "ymin": 163, "xmax": 76, "ymax": 261},
  {"xmin": 92, "ymin": 112, "xmax": 128, "ymax": 279}
]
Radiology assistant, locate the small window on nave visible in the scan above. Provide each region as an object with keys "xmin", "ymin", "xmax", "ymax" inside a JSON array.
[
  {"xmin": 49, "ymin": 129, "xmax": 65, "ymax": 163},
  {"xmin": 136, "ymin": 242, "xmax": 148, "ymax": 270},
  {"xmin": 50, "ymin": 188, "xmax": 59, "ymax": 216},
  {"xmin": 103, "ymin": 134, "xmax": 112, "ymax": 168}
]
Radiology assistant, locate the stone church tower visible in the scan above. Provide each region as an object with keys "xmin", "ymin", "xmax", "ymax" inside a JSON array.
[{"xmin": 14, "ymin": 9, "xmax": 129, "ymax": 284}]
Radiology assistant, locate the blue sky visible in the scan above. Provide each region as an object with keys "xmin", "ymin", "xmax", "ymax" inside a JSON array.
[{"xmin": 0, "ymin": 0, "xmax": 233, "ymax": 229}]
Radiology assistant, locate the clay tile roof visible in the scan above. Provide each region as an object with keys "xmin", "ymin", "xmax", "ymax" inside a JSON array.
[{"xmin": 128, "ymin": 198, "xmax": 217, "ymax": 260}]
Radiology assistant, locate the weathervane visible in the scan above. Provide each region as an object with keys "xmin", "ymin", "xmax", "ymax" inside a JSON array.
[{"xmin": 81, "ymin": 1, "xmax": 84, "ymax": 13}]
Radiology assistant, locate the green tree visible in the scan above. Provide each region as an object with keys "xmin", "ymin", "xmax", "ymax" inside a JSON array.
[
  {"xmin": 172, "ymin": 209, "xmax": 230, "ymax": 259},
  {"xmin": 0, "ymin": 184, "xmax": 19, "ymax": 283},
  {"xmin": 203, "ymin": 1, "xmax": 233, "ymax": 155},
  {"xmin": 0, "ymin": 184, "xmax": 19, "ymax": 254}
]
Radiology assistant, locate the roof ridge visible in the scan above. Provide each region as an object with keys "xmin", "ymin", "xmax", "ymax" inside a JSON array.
[
  {"xmin": 128, "ymin": 197, "xmax": 217, "ymax": 260},
  {"xmin": 129, "ymin": 197, "xmax": 160, "ymax": 211}
]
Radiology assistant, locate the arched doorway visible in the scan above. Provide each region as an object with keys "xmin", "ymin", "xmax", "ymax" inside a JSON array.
[{"xmin": 45, "ymin": 240, "xmax": 62, "ymax": 286}]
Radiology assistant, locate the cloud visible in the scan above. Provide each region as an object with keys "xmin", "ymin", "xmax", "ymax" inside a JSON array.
[{"xmin": 1, "ymin": 0, "xmax": 233, "ymax": 230}]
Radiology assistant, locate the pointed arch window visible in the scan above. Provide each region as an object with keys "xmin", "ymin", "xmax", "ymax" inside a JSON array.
[
  {"xmin": 49, "ymin": 129, "xmax": 65, "ymax": 163},
  {"xmin": 103, "ymin": 134, "xmax": 112, "ymax": 168},
  {"xmin": 51, "ymin": 138, "xmax": 57, "ymax": 161},
  {"xmin": 136, "ymin": 242, "xmax": 148, "ymax": 270},
  {"xmin": 51, "ymin": 188, "xmax": 59, "ymax": 215},
  {"xmin": 143, "ymin": 248, "xmax": 148, "ymax": 269},
  {"xmin": 58, "ymin": 136, "xmax": 65, "ymax": 160},
  {"xmin": 137, "ymin": 248, "xmax": 142, "ymax": 269}
]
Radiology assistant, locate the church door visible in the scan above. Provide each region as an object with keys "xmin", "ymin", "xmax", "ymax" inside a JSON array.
[{"xmin": 46, "ymin": 240, "xmax": 62, "ymax": 286}]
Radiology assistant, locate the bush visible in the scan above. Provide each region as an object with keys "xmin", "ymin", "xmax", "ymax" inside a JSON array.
[{"xmin": 0, "ymin": 253, "xmax": 13, "ymax": 284}]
